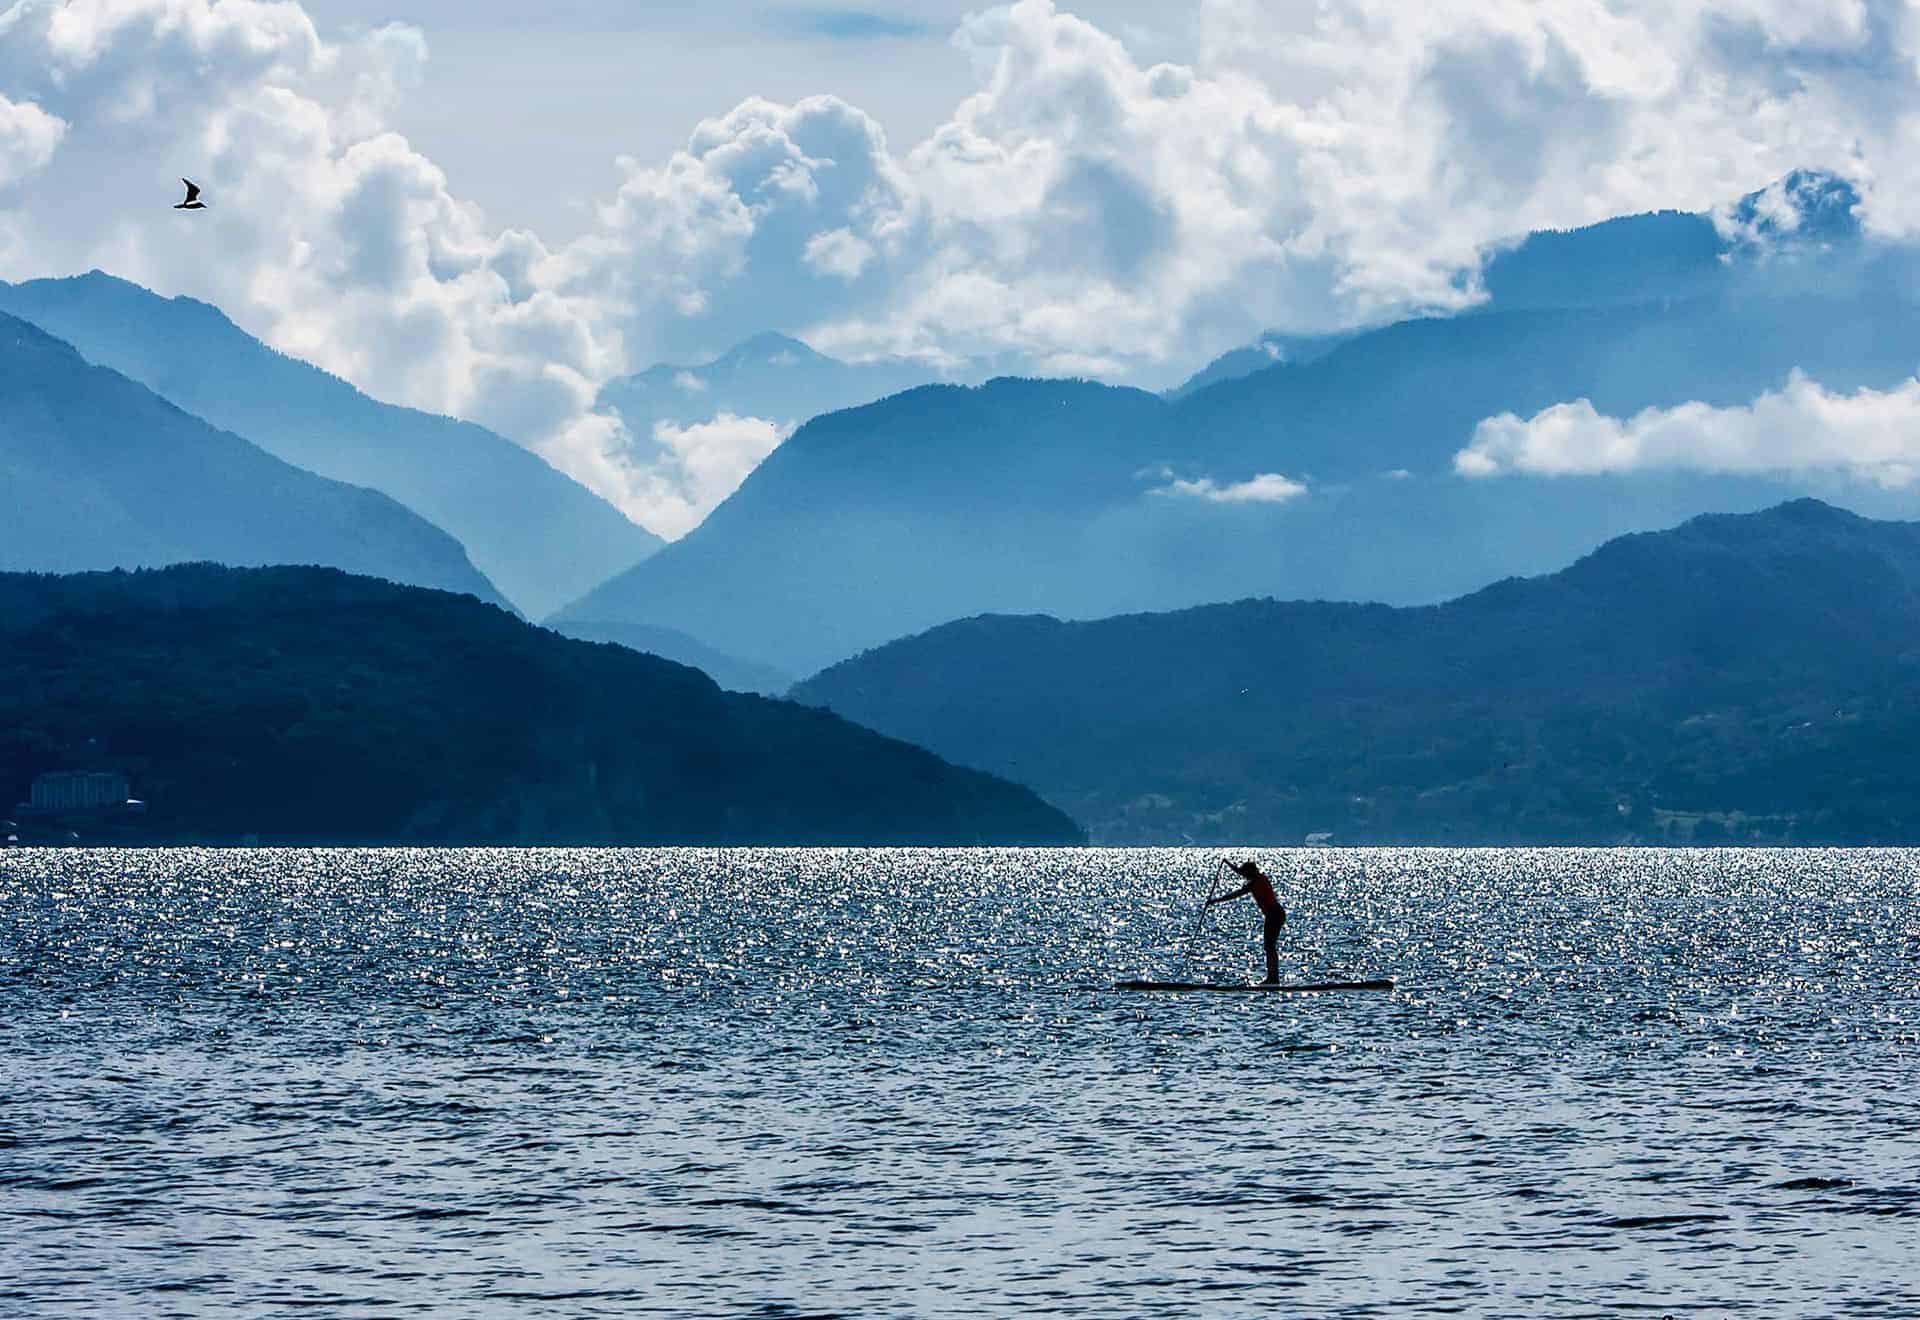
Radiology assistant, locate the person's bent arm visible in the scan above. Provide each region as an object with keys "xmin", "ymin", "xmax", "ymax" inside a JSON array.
[{"xmin": 1207, "ymin": 883, "xmax": 1251, "ymax": 906}]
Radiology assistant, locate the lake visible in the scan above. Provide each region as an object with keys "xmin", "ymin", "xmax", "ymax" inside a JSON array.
[{"xmin": 2, "ymin": 847, "xmax": 1916, "ymax": 1316}]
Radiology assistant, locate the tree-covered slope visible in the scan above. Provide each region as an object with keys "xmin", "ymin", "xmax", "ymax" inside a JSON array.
[
  {"xmin": 547, "ymin": 619, "xmax": 794, "ymax": 695},
  {"xmin": 0, "ymin": 565, "xmax": 1079, "ymax": 845},
  {"xmin": 0, "ymin": 312, "xmax": 506, "ymax": 608},
  {"xmin": 794, "ymin": 500, "xmax": 1920, "ymax": 845},
  {"xmin": 0, "ymin": 272, "xmax": 661, "ymax": 618}
]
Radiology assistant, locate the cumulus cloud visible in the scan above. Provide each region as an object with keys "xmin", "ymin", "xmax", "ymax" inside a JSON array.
[
  {"xmin": 554, "ymin": 0, "xmax": 1920, "ymax": 388},
  {"xmin": 1153, "ymin": 471, "xmax": 1308, "ymax": 503},
  {"xmin": 0, "ymin": 92, "xmax": 63, "ymax": 189},
  {"xmin": 12, "ymin": 0, "xmax": 1920, "ymax": 536},
  {"xmin": 0, "ymin": 0, "xmax": 620, "ymax": 502},
  {"xmin": 561, "ymin": 94, "xmax": 911, "ymax": 366},
  {"xmin": 1456, "ymin": 372, "xmax": 1920, "ymax": 487},
  {"xmin": 623, "ymin": 412, "xmax": 795, "ymax": 538},
  {"xmin": 803, "ymin": 227, "xmax": 877, "ymax": 280}
]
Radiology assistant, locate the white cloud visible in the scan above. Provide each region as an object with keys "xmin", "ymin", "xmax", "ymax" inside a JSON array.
[
  {"xmin": 0, "ymin": 0, "xmax": 621, "ymax": 506},
  {"xmin": 559, "ymin": 94, "xmax": 910, "ymax": 366},
  {"xmin": 1153, "ymin": 471, "xmax": 1308, "ymax": 503},
  {"xmin": 803, "ymin": 226, "xmax": 876, "ymax": 280},
  {"xmin": 10, "ymin": 0, "xmax": 1920, "ymax": 535},
  {"xmin": 555, "ymin": 0, "xmax": 1920, "ymax": 385},
  {"xmin": 625, "ymin": 412, "xmax": 795, "ymax": 537},
  {"xmin": 0, "ymin": 92, "xmax": 63, "ymax": 189},
  {"xmin": 1456, "ymin": 371, "xmax": 1920, "ymax": 487}
]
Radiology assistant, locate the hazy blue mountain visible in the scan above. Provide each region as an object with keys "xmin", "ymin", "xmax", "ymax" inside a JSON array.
[
  {"xmin": 1165, "ymin": 210, "xmax": 1725, "ymax": 397},
  {"xmin": 553, "ymin": 175, "xmax": 1920, "ymax": 677},
  {"xmin": 0, "ymin": 564, "xmax": 1080, "ymax": 845},
  {"xmin": 1173, "ymin": 282, "xmax": 1919, "ymax": 481},
  {"xmin": 795, "ymin": 500, "xmax": 1920, "ymax": 845},
  {"xmin": 554, "ymin": 378, "xmax": 1178, "ymax": 672},
  {"xmin": 1166, "ymin": 330, "xmax": 1358, "ymax": 399},
  {"xmin": 1167, "ymin": 171, "xmax": 1860, "ymax": 395},
  {"xmin": 547, "ymin": 619, "xmax": 794, "ymax": 695},
  {"xmin": 0, "ymin": 312, "xmax": 506, "ymax": 607},
  {"xmin": 0, "ymin": 272, "xmax": 660, "ymax": 618},
  {"xmin": 1476, "ymin": 209, "xmax": 1726, "ymax": 311},
  {"xmin": 600, "ymin": 331, "xmax": 940, "ymax": 456},
  {"xmin": 1726, "ymin": 167, "xmax": 1864, "ymax": 245}
]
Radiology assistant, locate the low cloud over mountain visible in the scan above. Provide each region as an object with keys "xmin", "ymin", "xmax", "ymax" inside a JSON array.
[
  {"xmin": 9, "ymin": 0, "xmax": 1920, "ymax": 532},
  {"xmin": 1460, "ymin": 372, "xmax": 1920, "ymax": 489},
  {"xmin": 553, "ymin": 188, "xmax": 1920, "ymax": 676},
  {"xmin": 1150, "ymin": 472, "xmax": 1307, "ymax": 505}
]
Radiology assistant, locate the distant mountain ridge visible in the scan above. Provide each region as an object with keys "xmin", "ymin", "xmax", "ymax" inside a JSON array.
[
  {"xmin": 554, "ymin": 376, "xmax": 1175, "ymax": 671},
  {"xmin": 600, "ymin": 332, "xmax": 940, "ymax": 423},
  {"xmin": 0, "ymin": 564, "xmax": 1081, "ymax": 845},
  {"xmin": 597, "ymin": 331, "xmax": 943, "ymax": 487},
  {"xmin": 0, "ymin": 272, "xmax": 661, "ymax": 618},
  {"xmin": 794, "ymin": 500, "xmax": 1920, "ymax": 845},
  {"xmin": 554, "ymin": 172, "xmax": 1920, "ymax": 677},
  {"xmin": 0, "ymin": 312, "xmax": 506, "ymax": 607},
  {"xmin": 1172, "ymin": 171, "xmax": 1863, "ymax": 394},
  {"xmin": 547, "ymin": 619, "xmax": 794, "ymax": 695},
  {"xmin": 1167, "ymin": 330, "xmax": 1357, "ymax": 399}
]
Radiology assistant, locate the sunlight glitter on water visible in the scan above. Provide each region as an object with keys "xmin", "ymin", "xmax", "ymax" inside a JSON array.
[{"xmin": 2, "ymin": 847, "xmax": 1917, "ymax": 1316}]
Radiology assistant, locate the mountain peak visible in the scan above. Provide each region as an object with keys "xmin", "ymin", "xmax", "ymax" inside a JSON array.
[
  {"xmin": 1672, "ymin": 497, "xmax": 1875, "ymax": 543},
  {"xmin": 12, "ymin": 270, "xmax": 244, "ymax": 338},
  {"xmin": 717, "ymin": 332, "xmax": 835, "ymax": 369},
  {"xmin": 1752, "ymin": 496, "xmax": 1857, "ymax": 525},
  {"xmin": 1725, "ymin": 169, "xmax": 1862, "ymax": 245}
]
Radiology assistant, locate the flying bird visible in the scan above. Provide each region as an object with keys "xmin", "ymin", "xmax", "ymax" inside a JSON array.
[{"xmin": 173, "ymin": 178, "xmax": 205, "ymax": 210}]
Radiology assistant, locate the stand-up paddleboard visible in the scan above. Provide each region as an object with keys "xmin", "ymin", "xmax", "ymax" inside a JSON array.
[{"xmin": 1114, "ymin": 978, "xmax": 1394, "ymax": 993}]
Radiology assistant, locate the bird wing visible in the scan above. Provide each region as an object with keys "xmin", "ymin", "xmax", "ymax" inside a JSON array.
[{"xmin": 181, "ymin": 178, "xmax": 200, "ymax": 202}]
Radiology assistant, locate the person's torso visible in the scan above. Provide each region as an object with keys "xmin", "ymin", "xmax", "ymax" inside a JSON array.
[{"xmin": 1249, "ymin": 874, "xmax": 1281, "ymax": 915}]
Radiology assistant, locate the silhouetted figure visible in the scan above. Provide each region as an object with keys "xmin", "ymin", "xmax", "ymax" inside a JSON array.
[
  {"xmin": 1207, "ymin": 858, "xmax": 1288, "ymax": 983},
  {"xmin": 174, "ymin": 179, "xmax": 206, "ymax": 210}
]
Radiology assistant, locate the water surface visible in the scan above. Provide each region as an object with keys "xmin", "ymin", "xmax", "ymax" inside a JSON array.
[{"xmin": 2, "ymin": 847, "xmax": 1916, "ymax": 1316}]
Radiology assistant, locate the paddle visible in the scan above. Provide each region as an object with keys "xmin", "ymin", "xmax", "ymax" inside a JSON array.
[{"xmin": 1177, "ymin": 858, "xmax": 1226, "ymax": 981}]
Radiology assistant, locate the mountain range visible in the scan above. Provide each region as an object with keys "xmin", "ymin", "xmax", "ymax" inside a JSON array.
[
  {"xmin": 0, "ymin": 273, "xmax": 661, "ymax": 618},
  {"xmin": 9, "ymin": 169, "xmax": 1917, "ymax": 847},
  {"xmin": 553, "ymin": 172, "xmax": 1920, "ymax": 677},
  {"xmin": 0, "ymin": 311, "xmax": 505, "ymax": 607},
  {"xmin": 0, "ymin": 564, "xmax": 1079, "ymax": 845},
  {"xmin": 795, "ymin": 500, "xmax": 1920, "ymax": 845}
]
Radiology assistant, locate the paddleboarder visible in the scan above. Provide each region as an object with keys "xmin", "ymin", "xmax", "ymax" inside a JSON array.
[{"xmin": 1207, "ymin": 859, "xmax": 1288, "ymax": 984}]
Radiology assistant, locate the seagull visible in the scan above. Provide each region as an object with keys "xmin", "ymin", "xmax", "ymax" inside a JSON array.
[{"xmin": 173, "ymin": 178, "xmax": 206, "ymax": 210}]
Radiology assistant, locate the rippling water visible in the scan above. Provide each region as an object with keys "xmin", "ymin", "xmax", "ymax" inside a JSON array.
[{"xmin": 2, "ymin": 847, "xmax": 1917, "ymax": 1317}]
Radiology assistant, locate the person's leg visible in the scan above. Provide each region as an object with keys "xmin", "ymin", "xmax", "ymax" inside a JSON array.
[{"xmin": 1262, "ymin": 912, "xmax": 1280, "ymax": 983}]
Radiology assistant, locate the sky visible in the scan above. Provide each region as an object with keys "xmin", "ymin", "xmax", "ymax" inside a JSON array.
[
  {"xmin": 300, "ymin": 2, "xmax": 1185, "ymax": 243},
  {"xmin": 4, "ymin": 0, "xmax": 1920, "ymax": 537}
]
